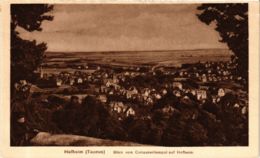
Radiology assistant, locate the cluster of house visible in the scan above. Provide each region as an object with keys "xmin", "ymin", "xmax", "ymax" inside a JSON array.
[
  {"xmin": 37, "ymin": 60, "xmax": 247, "ymax": 119},
  {"xmin": 39, "ymin": 67, "xmax": 142, "ymax": 88},
  {"xmin": 14, "ymin": 80, "xmax": 31, "ymax": 92},
  {"xmin": 175, "ymin": 61, "xmax": 243, "ymax": 83},
  {"xmin": 109, "ymin": 101, "xmax": 136, "ymax": 120},
  {"xmin": 96, "ymin": 74, "xmax": 247, "ymax": 118}
]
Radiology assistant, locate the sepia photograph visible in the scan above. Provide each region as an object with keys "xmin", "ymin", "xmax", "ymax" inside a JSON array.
[{"xmin": 9, "ymin": 3, "xmax": 251, "ymax": 148}]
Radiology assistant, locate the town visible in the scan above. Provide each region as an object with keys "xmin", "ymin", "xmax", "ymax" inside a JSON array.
[
  {"xmin": 13, "ymin": 57, "xmax": 248, "ymax": 146},
  {"xmin": 36, "ymin": 56, "xmax": 248, "ymax": 117}
]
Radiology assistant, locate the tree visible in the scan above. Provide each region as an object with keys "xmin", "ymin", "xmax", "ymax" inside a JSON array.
[
  {"xmin": 11, "ymin": 4, "xmax": 54, "ymax": 88},
  {"xmin": 197, "ymin": 4, "xmax": 248, "ymax": 80},
  {"xmin": 11, "ymin": 5, "xmax": 53, "ymax": 145}
]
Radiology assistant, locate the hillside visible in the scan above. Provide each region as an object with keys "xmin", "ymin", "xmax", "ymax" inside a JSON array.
[{"xmin": 30, "ymin": 132, "xmax": 146, "ymax": 146}]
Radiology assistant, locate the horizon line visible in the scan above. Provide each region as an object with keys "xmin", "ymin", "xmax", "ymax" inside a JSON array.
[{"xmin": 46, "ymin": 48, "xmax": 230, "ymax": 53}]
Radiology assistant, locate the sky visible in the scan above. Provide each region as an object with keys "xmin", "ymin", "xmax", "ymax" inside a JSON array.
[{"xmin": 18, "ymin": 4, "xmax": 228, "ymax": 52}]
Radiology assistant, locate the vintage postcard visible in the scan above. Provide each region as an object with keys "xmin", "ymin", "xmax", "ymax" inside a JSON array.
[{"xmin": 0, "ymin": 0, "xmax": 259, "ymax": 158}]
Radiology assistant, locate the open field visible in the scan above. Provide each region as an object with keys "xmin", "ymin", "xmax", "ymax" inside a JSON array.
[{"xmin": 44, "ymin": 49, "xmax": 232, "ymax": 71}]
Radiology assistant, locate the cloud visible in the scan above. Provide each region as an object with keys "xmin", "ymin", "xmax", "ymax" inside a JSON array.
[{"xmin": 18, "ymin": 4, "xmax": 227, "ymax": 52}]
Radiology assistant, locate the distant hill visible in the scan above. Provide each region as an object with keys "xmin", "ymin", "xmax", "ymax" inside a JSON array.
[{"xmin": 44, "ymin": 49, "xmax": 232, "ymax": 67}]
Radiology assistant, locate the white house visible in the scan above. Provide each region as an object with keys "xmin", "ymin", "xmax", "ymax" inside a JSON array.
[
  {"xmin": 77, "ymin": 77, "xmax": 83, "ymax": 84},
  {"xmin": 109, "ymin": 91, "xmax": 114, "ymax": 95},
  {"xmin": 126, "ymin": 107, "xmax": 136, "ymax": 117},
  {"xmin": 56, "ymin": 79, "xmax": 62, "ymax": 87},
  {"xmin": 162, "ymin": 89, "xmax": 168, "ymax": 95},
  {"xmin": 183, "ymin": 95, "xmax": 190, "ymax": 100},
  {"xmin": 110, "ymin": 102, "xmax": 134, "ymax": 117},
  {"xmin": 173, "ymin": 82, "xmax": 183, "ymax": 90},
  {"xmin": 113, "ymin": 76, "xmax": 119, "ymax": 84},
  {"xmin": 191, "ymin": 89, "xmax": 196, "ymax": 96},
  {"xmin": 155, "ymin": 94, "xmax": 162, "ymax": 100},
  {"xmin": 173, "ymin": 90, "xmax": 181, "ymax": 97},
  {"xmin": 201, "ymin": 74, "xmax": 207, "ymax": 83},
  {"xmin": 105, "ymin": 79, "xmax": 113, "ymax": 87},
  {"xmin": 218, "ymin": 88, "xmax": 225, "ymax": 97},
  {"xmin": 98, "ymin": 95, "xmax": 107, "ymax": 103},
  {"xmin": 234, "ymin": 103, "xmax": 240, "ymax": 108},
  {"xmin": 241, "ymin": 106, "xmax": 247, "ymax": 115},
  {"xmin": 40, "ymin": 66, "xmax": 44, "ymax": 78},
  {"xmin": 143, "ymin": 89, "xmax": 150, "ymax": 97},
  {"xmin": 20, "ymin": 80, "xmax": 27, "ymax": 86},
  {"xmin": 69, "ymin": 78, "xmax": 75, "ymax": 86},
  {"xmin": 104, "ymin": 73, "xmax": 108, "ymax": 78},
  {"xmin": 126, "ymin": 91, "xmax": 132, "ymax": 99},
  {"xmin": 212, "ymin": 96, "xmax": 221, "ymax": 103},
  {"xmin": 196, "ymin": 90, "xmax": 207, "ymax": 100},
  {"xmin": 100, "ymin": 85, "xmax": 107, "ymax": 93},
  {"xmin": 146, "ymin": 97, "xmax": 154, "ymax": 105},
  {"xmin": 162, "ymin": 105, "xmax": 174, "ymax": 114}
]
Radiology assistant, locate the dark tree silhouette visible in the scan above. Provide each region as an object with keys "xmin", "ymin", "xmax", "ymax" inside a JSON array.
[
  {"xmin": 11, "ymin": 4, "xmax": 54, "ymax": 88},
  {"xmin": 197, "ymin": 4, "xmax": 248, "ymax": 80}
]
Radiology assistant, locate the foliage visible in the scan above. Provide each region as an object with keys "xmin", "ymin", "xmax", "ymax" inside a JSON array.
[
  {"xmin": 11, "ymin": 4, "xmax": 54, "ymax": 86},
  {"xmin": 197, "ymin": 4, "xmax": 248, "ymax": 79},
  {"xmin": 10, "ymin": 4, "xmax": 54, "ymax": 145},
  {"xmin": 49, "ymin": 93, "xmax": 247, "ymax": 146}
]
